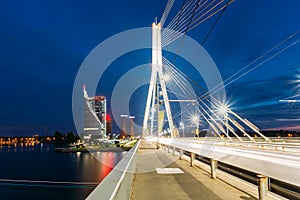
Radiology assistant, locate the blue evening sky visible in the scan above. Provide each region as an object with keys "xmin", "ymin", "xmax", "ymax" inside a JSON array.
[{"xmin": 0, "ymin": 0, "xmax": 299, "ymax": 136}]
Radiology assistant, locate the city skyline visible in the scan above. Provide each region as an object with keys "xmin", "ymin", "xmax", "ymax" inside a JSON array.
[{"xmin": 1, "ymin": 0, "xmax": 300, "ymax": 136}]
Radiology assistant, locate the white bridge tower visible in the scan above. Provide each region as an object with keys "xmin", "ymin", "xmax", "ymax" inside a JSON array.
[{"xmin": 142, "ymin": 22, "xmax": 179, "ymax": 138}]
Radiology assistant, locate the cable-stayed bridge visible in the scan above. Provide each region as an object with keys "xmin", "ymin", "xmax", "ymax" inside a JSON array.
[
  {"xmin": 86, "ymin": 1, "xmax": 300, "ymax": 199},
  {"xmin": 142, "ymin": 0, "xmax": 270, "ymax": 143}
]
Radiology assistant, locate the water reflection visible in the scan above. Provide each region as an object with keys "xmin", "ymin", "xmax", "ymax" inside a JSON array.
[
  {"xmin": 0, "ymin": 144, "xmax": 124, "ymax": 200},
  {"xmin": 91, "ymin": 152, "xmax": 125, "ymax": 182},
  {"xmin": 91, "ymin": 151, "xmax": 126, "ymax": 169}
]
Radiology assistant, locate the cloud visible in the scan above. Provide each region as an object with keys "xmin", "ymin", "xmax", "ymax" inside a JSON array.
[
  {"xmin": 266, "ymin": 124, "xmax": 300, "ymax": 131},
  {"xmin": 225, "ymin": 67, "xmax": 299, "ymax": 129}
]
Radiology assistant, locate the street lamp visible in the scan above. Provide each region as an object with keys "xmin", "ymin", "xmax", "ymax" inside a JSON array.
[
  {"xmin": 163, "ymin": 73, "xmax": 171, "ymax": 82},
  {"xmin": 180, "ymin": 122, "xmax": 185, "ymax": 137},
  {"xmin": 218, "ymin": 105, "xmax": 228, "ymax": 115},
  {"xmin": 162, "ymin": 130, "xmax": 166, "ymax": 137},
  {"xmin": 218, "ymin": 104, "xmax": 229, "ymax": 137},
  {"xmin": 191, "ymin": 114, "xmax": 200, "ymax": 137}
]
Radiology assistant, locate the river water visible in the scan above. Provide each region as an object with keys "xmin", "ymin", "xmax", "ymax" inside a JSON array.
[{"xmin": 0, "ymin": 144, "xmax": 125, "ymax": 200}]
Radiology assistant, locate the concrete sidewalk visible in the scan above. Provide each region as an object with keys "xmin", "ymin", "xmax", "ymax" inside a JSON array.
[{"xmin": 130, "ymin": 143, "xmax": 256, "ymax": 200}]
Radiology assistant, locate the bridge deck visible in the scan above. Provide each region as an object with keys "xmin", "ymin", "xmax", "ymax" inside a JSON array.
[{"xmin": 130, "ymin": 140, "xmax": 256, "ymax": 200}]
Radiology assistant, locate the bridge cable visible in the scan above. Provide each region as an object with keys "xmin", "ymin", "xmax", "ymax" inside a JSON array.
[
  {"xmin": 164, "ymin": 0, "xmax": 194, "ymax": 31},
  {"xmin": 163, "ymin": 56, "xmax": 253, "ymax": 138},
  {"xmin": 199, "ymin": 30, "xmax": 300, "ymax": 101},
  {"xmin": 163, "ymin": 13, "xmax": 300, "ymax": 105},
  {"xmin": 164, "ymin": 36, "xmax": 300, "ymax": 142},
  {"xmin": 162, "ymin": 0, "xmax": 200, "ymax": 44},
  {"xmin": 162, "ymin": 0, "xmax": 235, "ymax": 47},
  {"xmin": 158, "ymin": 2, "xmax": 297, "ymax": 141},
  {"xmin": 201, "ymin": 0, "xmax": 230, "ymax": 45},
  {"xmin": 160, "ymin": 0, "xmax": 176, "ymax": 27},
  {"xmin": 158, "ymin": 1, "xmax": 292, "ymax": 140},
  {"xmin": 162, "ymin": 0, "xmax": 196, "ymax": 45},
  {"xmin": 162, "ymin": 0, "xmax": 234, "ymax": 71}
]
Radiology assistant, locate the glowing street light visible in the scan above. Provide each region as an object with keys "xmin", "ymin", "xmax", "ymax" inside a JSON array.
[
  {"xmin": 191, "ymin": 115, "xmax": 200, "ymax": 126},
  {"xmin": 180, "ymin": 122, "xmax": 185, "ymax": 137},
  {"xmin": 218, "ymin": 104, "xmax": 228, "ymax": 115},
  {"xmin": 190, "ymin": 114, "xmax": 200, "ymax": 137},
  {"xmin": 218, "ymin": 104, "xmax": 229, "ymax": 138},
  {"xmin": 163, "ymin": 130, "xmax": 167, "ymax": 136}
]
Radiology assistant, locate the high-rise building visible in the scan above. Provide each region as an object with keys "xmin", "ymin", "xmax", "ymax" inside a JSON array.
[
  {"xmin": 106, "ymin": 114, "xmax": 112, "ymax": 137},
  {"xmin": 120, "ymin": 115, "xmax": 135, "ymax": 138},
  {"xmin": 129, "ymin": 116, "xmax": 135, "ymax": 136},
  {"xmin": 120, "ymin": 115, "xmax": 129, "ymax": 138},
  {"xmin": 83, "ymin": 86, "xmax": 106, "ymax": 143}
]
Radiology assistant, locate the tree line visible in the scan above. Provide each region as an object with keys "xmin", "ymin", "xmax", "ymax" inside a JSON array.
[{"xmin": 39, "ymin": 131, "xmax": 80, "ymax": 146}]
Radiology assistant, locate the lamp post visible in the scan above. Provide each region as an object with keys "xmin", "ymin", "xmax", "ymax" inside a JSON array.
[
  {"xmin": 180, "ymin": 122, "xmax": 185, "ymax": 138},
  {"xmin": 218, "ymin": 105, "xmax": 229, "ymax": 138},
  {"xmin": 191, "ymin": 115, "xmax": 200, "ymax": 137}
]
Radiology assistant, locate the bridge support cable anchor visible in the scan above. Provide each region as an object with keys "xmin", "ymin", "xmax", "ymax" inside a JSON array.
[
  {"xmin": 210, "ymin": 159, "xmax": 218, "ymax": 179},
  {"xmin": 190, "ymin": 153, "xmax": 195, "ymax": 167},
  {"xmin": 227, "ymin": 117, "xmax": 255, "ymax": 142},
  {"xmin": 194, "ymin": 105, "xmax": 224, "ymax": 140},
  {"xmin": 179, "ymin": 149, "xmax": 183, "ymax": 160},
  {"xmin": 228, "ymin": 109, "xmax": 271, "ymax": 143},
  {"xmin": 257, "ymin": 175, "xmax": 268, "ymax": 200}
]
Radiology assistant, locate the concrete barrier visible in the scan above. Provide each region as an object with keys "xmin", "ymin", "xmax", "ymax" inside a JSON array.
[{"xmin": 86, "ymin": 140, "xmax": 140, "ymax": 200}]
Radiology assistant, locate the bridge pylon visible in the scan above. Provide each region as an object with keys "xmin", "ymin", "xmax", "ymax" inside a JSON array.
[{"xmin": 142, "ymin": 21, "xmax": 179, "ymax": 138}]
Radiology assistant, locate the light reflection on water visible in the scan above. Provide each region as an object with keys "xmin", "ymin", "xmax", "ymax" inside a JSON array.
[{"xmin": 0, "ymin": 144, "xmax": 124, "ymax": 200}]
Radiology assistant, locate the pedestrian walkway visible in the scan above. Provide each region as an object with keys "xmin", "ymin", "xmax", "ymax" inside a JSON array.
[{"xmin": 130, "ymin": 140, "xmax": 256, "ymax": 200}]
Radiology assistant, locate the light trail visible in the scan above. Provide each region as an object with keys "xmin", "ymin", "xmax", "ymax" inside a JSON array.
[{"xmin": 159, "ymin": 137, "xmax": 300, "ymax": 186}]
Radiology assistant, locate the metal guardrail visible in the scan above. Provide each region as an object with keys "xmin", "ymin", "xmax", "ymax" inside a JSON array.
[
  {"xmin": 159, "ymin": 138, "xmax": 300, "ymax": 200},
  {"xmin": 159, "ymin": 138, "xmax": 300, "ymax": 187},
  {"xmin": 86, "ymin": 140, "xmax": 140, "ymax": 200},
  {"xmin": 179, "ymin": 137, "xmax": 300, "ymax": 153}
]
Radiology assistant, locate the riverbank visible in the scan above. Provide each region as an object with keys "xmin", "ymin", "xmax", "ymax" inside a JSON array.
[{"xmin": 54, "ymin": 146, "xmax": 125, "ymax": 153}]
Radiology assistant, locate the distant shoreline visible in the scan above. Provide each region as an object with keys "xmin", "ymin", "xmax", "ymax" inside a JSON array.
[{"xmin": 54, "ymin": 146, "xmax": 127, "ymax": 153}]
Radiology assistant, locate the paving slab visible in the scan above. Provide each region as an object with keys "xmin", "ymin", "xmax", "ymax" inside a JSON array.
[{"xmin": 130, "ymin": 145, "xmax": 256, "ymax": 200}]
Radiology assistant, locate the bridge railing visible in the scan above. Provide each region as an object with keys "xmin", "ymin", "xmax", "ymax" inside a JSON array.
[
  {"xmin": 86, "ymin": 140, "xmax": 140, "ymax": 200},
  {"xmin": 178, "ymin": 136, "xmax": 300, "ymax": 153},
  {"xmin": 159, "ymin": 138, "xmax": 300, "ymax": 187},
  {"xmin": 159, "ymin": 137, "xmax": 300, "ymax": 199}
]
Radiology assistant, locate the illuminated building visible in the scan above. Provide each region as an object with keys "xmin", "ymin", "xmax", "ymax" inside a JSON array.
[
  {"xmin": 106, "ymin": 114, "xmax": 112, "ymax": 136},
  {"xmin": 120, "ymin": 115, "xmax": 135, "ymax": 138},
  {"xmin": 120, "ymin": 115, "xmax": 128, "ymax": 138},
  {"xmin": 83, "ymin": 86, "xmax": 107, "ymax": 143},
  {"xmin": 129, "ymin": 116, "xmax": 135, "ymax": 136}
]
